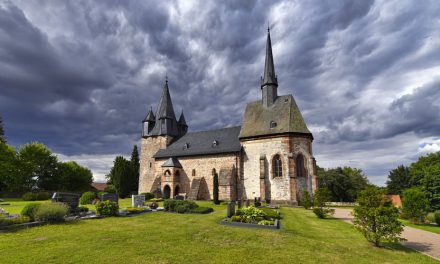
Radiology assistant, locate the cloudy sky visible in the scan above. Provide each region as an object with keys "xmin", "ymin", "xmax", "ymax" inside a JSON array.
[{"xmin": 1, "ymin": 0, "xmax": 439, "ymax": 185}]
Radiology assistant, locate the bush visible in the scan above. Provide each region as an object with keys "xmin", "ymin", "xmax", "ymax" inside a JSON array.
[
  {"xmin": 313, "ymin": 207, "xmax": 335, "ymax": 219},
  {"xmin": 426, "ymin": 212, "xmax": 435, "ymax": 223},
  {"xmin": 21, "ymin": 203, "xmax": 41, "ymax": 221},
  {"xmin": 435, "ymin": 211, "xmax": 440, "ymax": 226},
  {"xmin": 260, "ymin": 207, "xmax": 281, "ymax": 220},
  {"xmin": 402, "ymin": 188, "xmax": 429, "ymax": 224},
  {"xmin": 213, "ymin": 172, "xmax": 219, "ymax": 205},
  {"xmin": 104, "ymin": 185, "xmax": 117, "ymax": 193},
  {"xmin": 36, "ymin": 192, "xmax": 50, "ymax": 201},
  {"xmin": 237, "ymin": 206, "xmax": 266, "ymax": 223},
  {"xmin": 75, "ymin": 206, "xmax": 89, "ymax": 214},
  {"xmin": 258, "ymin": 219, "xmax": 274, "ymax": 226},
  {"xmin": 22, "ymin": 192, "xmax": 36, "ymax": 201},
  {"xmin": 34, "ymin": 203, "xmax": 68, "ymax": 223},
  {"xmin": 300, "ymin": 190, "xmax": 313, "ymax": 209},
  {"xmin": 97, "ymin": 192, "xmax": 106, "ymax": 199},
  {"xmin": 190, "ymin": 207, "xmax": 214, "ymax": 214},
  {"xmin": 95, "ymin": 200, "xmax": 119, "ymax": 216},
  {"xmin": 80, "ymin": 192, "xmax": 96, "ymax": 205},
  {"xmin": 141, "ymin": 192, "xmax": 155, "ymax": 200},
  {"xmin": 164, "ymin": 199, "xmax": 198, "ymax": 214}
]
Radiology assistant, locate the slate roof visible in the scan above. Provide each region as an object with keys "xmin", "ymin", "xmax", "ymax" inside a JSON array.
[
  {"xmin": 239, "ymin": 95, "xmax": 312, "ymax": 139},
  {"xmin": 161, "ymin": 157, "xmax": 182, "ymax": 168},
  {"xmin": 261, "ymin": 28, "xmax": 278, "ymax": 88},
  {"xmin": 154, "ymin": 126, "xmax": 242, "ymax": 158},
  {"xmin": 149, "ymin": 80, "xmax": 180, "ymax": 137},
  {"xmin": 143, "ymin": 107, "xmax": 155, "ymax": 122}
]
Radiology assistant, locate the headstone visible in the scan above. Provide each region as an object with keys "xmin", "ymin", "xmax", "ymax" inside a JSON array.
[
  {"xmin": 245, "ymin": 200, "xmax": 250, "ymax": 207},
  {"xmin": 237, "ymin": 200, "xmax": 243, "ymax": 209},
  {"xmin": 227, "ymin": 202, "xmax": 235, "ymax": 218},
  {"xmin": 132, "ymin": 195, "xmax": 145, "ymax": 207},
  {"xmin": 52, "ymin": 192, "xmax": 80, "ymax": 213},
  {"xmin": 102, "ymin": 193, "xmax": 119, "ymax": 204}
]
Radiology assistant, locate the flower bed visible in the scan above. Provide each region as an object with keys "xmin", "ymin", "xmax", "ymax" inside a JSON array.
[
  {"xmin": 221, "ymin": 206, "xmax": 281, "ymax": 230},
  {"xmin": 163, "ymin": 199, "xmax": 214, "ymax": 214}
]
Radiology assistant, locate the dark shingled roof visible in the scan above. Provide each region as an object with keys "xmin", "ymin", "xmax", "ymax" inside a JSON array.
[
  {"xmin": 149, "ymin": 80, "xmax": 180, "ymax": 136},
  {"xmin": 161, "ymin": 157, "xmax": 182, "ymax": 168},
  {"xmin": 154, "ymin": 126, "xmax": 242, "ymax": 158},
  {"xmin": 239, "ymin": 95, "xmax": 312, "ymax": 139}
]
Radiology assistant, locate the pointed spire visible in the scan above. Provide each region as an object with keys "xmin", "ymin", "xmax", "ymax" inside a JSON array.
[
  {"xmin": 143, "ymin": 106, "xmax": 155, "ymax": 122},
  {"xmin": 156, "ymin": 78, "xmax": 177, "ymax": 120},
  {"xmin": 178, "ymin": 110, "xmax": 187, "ymax": 126},
  {"xmin": 261, "ymin": 27, "xmax": 278, "ymax": 88}
]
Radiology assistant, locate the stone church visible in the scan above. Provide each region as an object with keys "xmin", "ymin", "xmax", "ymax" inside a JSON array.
[{"xmin": 139, "ymin": 30, "xmax": 317, "ymax": 204}]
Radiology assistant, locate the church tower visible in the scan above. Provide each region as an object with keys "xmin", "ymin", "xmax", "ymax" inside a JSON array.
[
  {"xmin": 239, "ymin": 29, "xmax": 317, "ymax": 205},
  {"xmin": 139, "ymin": 78, "xmax": 185, "ymax": 194}
]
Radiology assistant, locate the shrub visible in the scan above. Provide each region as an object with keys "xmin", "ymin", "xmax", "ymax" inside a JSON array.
[
  {"xmin": 300, "ymin": 190, "xmax": 313, "ymax": 209},
  {"xmin": 164, "ymin": 199, "xmax": 198, "ymax": 213},
  {"xmin": 80, "ymin": 192, "xmax": 96, "ymax": 205},
  {"xmin": 313, "ymin": 207, "xmax": 335, "ymax": 219},
  {"xmin": 104, "ymin": 185, "xmax": 117, "ymax": 193},
  {"xmin": 36, "ymin": 192, "xmax": 50, "ymax": 201},
  {"xmin": 34, "ymin": 203, "xmax": 68, "ymax": 223},
  {"xmin": 402, "ymin": 188, "xmax": 429, "ymax": 224},
  {"xmin": 435, "ymin": 211, "xmax": 440, "ymax": 226},
  {"xmin": 97, "ymin": 192, "xmax": 106, "ymax": 199},
  {"xmin": 141, "ymin": 192, "xmax": 155, "ymax": 200},
  {"xmin": 75, "ymin": 206, "xmax": 89, "ymax": 214},
  {"xmin": 22, "ymin": 192, "xmax": 36, "ymax": 201},
  {"xmin": 258, "ymin": 220, "xmax": 274, "ymax": 226},
  {"xmin": 313, "ymin": 188, "xmax": 334, "ymax": 219},
  {"xmin": 95, "ymin": 200, "xmax": 118, "ymax": 216},
  {"xmin": 190, "ymin": 207, "xmax": 214, "ymax": 214},
  {"xmin": 260, "ymin": 207, "xmax": 281, "ymax": 220},
  {"xmin": 353, "ymin": 187, "xmax": 404, "ymax": 247},
  {"xmin": 21, "ymin": 203, "xmax": 41, "ymax": 221},
  {"xmin": 426, "ymin": 212, "xmax": 435, "ymax": 223},
  {"xmin": 238, "ymin": 206, "xmax": 267, "ymax": 223},
  {"xmin": 213, "ymin": 171, "xmax": 219, "ymax": 205},
  {"xmin": 230, "ymin": 215, "xmax": 244, "ymax": 222}
]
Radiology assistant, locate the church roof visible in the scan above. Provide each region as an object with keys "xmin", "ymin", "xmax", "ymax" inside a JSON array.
[
  {"xmin": 149, "ymin": 80, "xmax": 180, "ymax": 136},
  {"xmin": 143, "ymin": 107, "xmax": 155, "ymax": 122},
  {"xmin": 261, "ymin": 28, "xmax": 278, "ymax": 88},
  {"xmin": 239, "ymin": 95, "xmax": 312, "ymax": 139},
  {"xmin": 154, "ymin": 126, "xmax": 241, "ymax": 158},
  {"xmin": 178, "ymin": 111, "xmax": 187, "ymax": 126},
  {"xmin": 161, "ymin": 157, "xmax": 182, "ymax": 168}
]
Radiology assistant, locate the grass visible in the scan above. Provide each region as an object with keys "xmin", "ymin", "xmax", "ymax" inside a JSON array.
[
  {"xmin": 0, "ymin": 201, "xmax": 437, "ymax": 263},
  {"xmin": 400, "ymin": 219, "xmax": 440, "ymax": 234},
  {"xmin": 1, "ymin": 198, "xmax": 51, "ymax": 214}
]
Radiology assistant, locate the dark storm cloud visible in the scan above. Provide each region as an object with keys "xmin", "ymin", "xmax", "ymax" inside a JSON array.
[{"xmin": 1, "ymin": 0, "xmax": 439, "ymax": 183}]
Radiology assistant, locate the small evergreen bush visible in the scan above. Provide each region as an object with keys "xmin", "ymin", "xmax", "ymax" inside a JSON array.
[
  {"xmin": 435, "ymin": 211, "xmax": 440, "ymax": 226},
  {"xmin": 95, "ymin": 200, "xmax": 118, "ymax": 216},
  {"xmin": 21, "ymin": 203, "xmax": 41, "ymax": 221},
  {"xmin": 80, "ymin": 192, "xmax": 96, "ymax": 205},
  {"xmin": 141, "ymin": 192, "xmax": 155, "ymax": 200},
  {"xmin": 34, "ymin": 203, "xmax": 68, "ymax": 223},
  {"xmin": 22, "ymin": 192, "xmax": 36, "ymax": 201},
  {"xmin": 300, "ymin": 190, "xmax": 313, "ymax": 209},
  {"xmin": 164, "ymin": 199, "xmax": 199, "ymax": 213}
]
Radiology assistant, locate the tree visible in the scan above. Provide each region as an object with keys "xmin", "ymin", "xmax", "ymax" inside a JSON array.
[
  {"xmin": 313, "ymin": 187, "xmax": 334, "ymax": 218},
  {"xmin": 386, "ymin": 165, "xmax": 412, "ymax": 195},
  {"xmin": 106, "ymin": 156, "xmax": 133, "ymax": 198},
  {"xmin": 213, "ymin": 169, "xmax": 219, "ymax": 205},
  {"xmin": 58, "ymin": 161, "xmax": 93, "ymax": 192},
  {"xmin": 402, "ymin": 188, "xmax": 429, "ymax": 223},
  {"xmin": 130, "ymin": 145, "xmax": 140, "ymax": 193},
  {"xmin": 353, "ymin": 187, "xmax": 404, "ymax": 247},
  {"xmin": 0, "ymin": 116, "xmax": 6, "ymax": 144},
  {"xmin": 18, "ymin": 142, "xmax": 59, "ymax": 191},
  {"xmin": 317, "ymin": 166, "xmax": 370, "ymax": 202},
  {"xmin": 300, "ymin": 190, "xmax": 313, "ymax": 209},
  {"xmin": 410, "ymin": 152, "xmax": 440, "ymax": 211},
  {"xmin": 0, "ymin": 142, "xmax": 18, "ymax": 194}
]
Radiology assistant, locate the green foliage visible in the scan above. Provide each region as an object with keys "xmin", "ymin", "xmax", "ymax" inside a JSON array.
[
  {"xmin": 34, "ymin": 203, "xmax": 68, "ymax": 223},
  {"xmin": 259, "ymin": 207, "xmax": 282, "ymax": 220},
  {"xmin": 435, "ymin": 211, "xmax": 440, "ymax": 226},
  {"xmin": 0, "ymin": 142, "xmax": 19, "ymax": 194},
  {"xmin": 353, "ymin": 187, "xmax": 404, "ymax": 247},
  {"xmin": 313, "ymin": 188, "xmax": 335, "ymax": 219},
  {"xmin": 0, "ymin": 116, "xmax": 6, "ymax": 144},
  {"xmin": 80, "ymin": 192, "xmax": 96, "ymax": 205},
  {"xmin": 386, "ymin": 165, "xmax": 411, "ymax": 195},
  {"xmin": 36, "ymin": 191, "xmax": 50, "ymax": 200},
  {"xmin": 300, "ymin": 190, "xmax": 313, "ymax": 209},
  {"xmin": 130, "ymin": 145, "xmax": 140, "ymax": 193},
  {"xmin": 313, "ymin": 207, "xmax": 335, "ymax": 219},
  {"xmin": 95, "ymin": 200, "xmax": 119, "ymax": 216},
  {"xmin": 141, "ymin": 192, "xmax": 155, "ymax": 200},
  {"xmin": 164, "ymin": 199, "xmax": 199, "ymax": 214},
  {"xmin": 426, "ymin": 212, "xmax": 435, "ymax": 223},
  {"xmin": 234, "ymin": 206, "xmax": 267, "ymax": 224},
  {"xmin": 21, "ymin": 203, "xmax": 41, "ymax": 221},
  {"xmin": 317, "ymin": 166, "xmax": 370, "ymax": 202},
  {"xmin": 126, "ymin": 207, "xmax": 147, "ymax": 214},
  {"xmin": 0, "ymin": 215, "xmax": 30, "ymax": 226},
  {"xmin": 104, "ymin": 185, "xmax": 117, "ymax": 193},
  {"xmin": 106, "ymin": 156, "xmax": 134, "ymax": 198},
  {"xmin": 57, "ymin": 161, "xmax": 93, "ymax": 192},
  {"xmin": 254, "ymin": 197, "xmax": 261, "ymax": 207},
  {"xmin": 402, "ymin": 188, "xmax": 429, "ymax": 223},
  {"xmin": 75, "ymin": 206, "xmax": 89, "ymax": 214},
  {"xmin": 22, "ymin": 192, "xmax": 36, "ymax": 201},
  {"xmin": 258, "ymin": 219, "xmax": 275, "ymax": 226},
  {"xmin": 22, "ymin": 192, "xmax": 50, "ymax": 201},
  {"xmin": 97, "ymin": 192, "xmax": 106, "ymax": 199},
  {"xmin": 189, "ymin": 207, "xmax": 214, "ymax": 214},
  {"xmin": 213, "ymin": 171, "xmax": 219, "ymax": 205}
]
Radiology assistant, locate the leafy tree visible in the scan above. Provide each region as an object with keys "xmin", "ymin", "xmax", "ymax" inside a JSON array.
[
  {"xmin": 130, "ymin": 145, "xmax": 140, "ymax": 193},
  {"xmin": 0, "ymin": 143, "xmax": 18, "ymax": 194},
  {"xmin": 353, "ymin": 187, "xmax": 404, "ymax": 247},
  {"xmin": 409, "ymin": 151, "xmax": 440, "ymax": 211},
  {"xmin": 300, "ymin": 190, "xmax": 313, "ymax": 209},
  {"xmin": 386, "ymin": 165, "xmax": 412, "ymax": 195},
  {"xmin": 402, "ymin": 188, "xmax": 429, "ymax": 223},
  {"xmin": 313, "ymin": 187, "xmax": 334, "ymax": 218},
  {"xmin": 213, "ymin": 170, "xmax": 219, "ymax": 205},
  {"xmin": 0, "ymin": 116, "xmax": 6, "ymax": 144},
  {"xmin": 317, "ymin": 166, "xmax": 370, "ymax": 202},
  {"xmin": 58, "ymin": 161, "xmax": 93, "ymax": 192},
  {"xmin": 106, "ymin": 156, "xmax": 133, "ymax": 198},
  {"xmin": 18, "ymin": 142, "xmax": 59, "ymax": 191}
]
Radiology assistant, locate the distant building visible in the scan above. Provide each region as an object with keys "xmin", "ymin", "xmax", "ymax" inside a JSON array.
[
  {"xmin": 138, "ymin": 29, "xmax": 317, "ymax": 205},
  {"xmin": 91, "ymin": 182, "xmax": 108, "ymax": 192},
  {"xmin": 385, "ymin": 195, "xmax": 402, "ymax": 208}
]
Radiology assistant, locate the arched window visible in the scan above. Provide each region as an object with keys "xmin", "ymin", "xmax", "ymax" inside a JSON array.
[
  {"xmin": 164, "ymin": 170, "xmax": 171, "ymax": 176},
  {"xmin": 192, "ymin": 169, "xmax": 196, "ymax": 176},
  {"xmin": 273, "ymin": 155, "xmax": 282, "ymax": 177},
  {"xmin": 296, "ymin": 154, "xmax": 304, "ymax": 177}
]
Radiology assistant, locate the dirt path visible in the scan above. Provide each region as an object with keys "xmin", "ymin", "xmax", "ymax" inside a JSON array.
[{"xmin": 332, "ymin": 208, "xmax": 440, "ymax": 261}]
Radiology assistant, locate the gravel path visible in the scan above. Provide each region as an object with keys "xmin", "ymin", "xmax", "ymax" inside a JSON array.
[{"xmin": 332, "ymin": 208, "xmax": 440, "ymax": 261}]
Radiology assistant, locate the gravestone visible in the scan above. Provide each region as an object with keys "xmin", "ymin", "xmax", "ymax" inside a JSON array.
[
  {"xmin": 227, "ymin": 202, "xmax": 235, "ymax": 218},
  {"xmin": 102, "ymin": 193, "xmax": 119, "ymax": 204},
  {"xmin": 52, "ymin": 192, "xmax": 80, "ymax": 213},
  {"xmin": 132, "ymin": 195, "xmax": 145, "ymax": 207},
  {"xmin": 245, "ymin": 200, "xmax": 250, "ymax": 207},
  {"xmin": 237, "ymin": 200, "xmax": 243, "ymax": 209}
]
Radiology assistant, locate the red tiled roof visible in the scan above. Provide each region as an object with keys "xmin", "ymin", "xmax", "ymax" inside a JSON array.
[
  {"xmin": 385, "ymin": 195, "xmax": 402, "ymax": 208},
  {"xmin": 91, "ymin": 182, "xmax": 108, "ymax": 191}
]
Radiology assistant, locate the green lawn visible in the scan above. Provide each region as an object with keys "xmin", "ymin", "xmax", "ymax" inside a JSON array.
[
  {"xmin": 1, "ymin": 198, "xmax": 51, "ymax": 214},
  {"xmin": 400, "ymin": 219, "xmax": 440, "ymax": 234},
  {"xmin": 0, "ymin": 202, "xmax": 437, "ymax": 263}
]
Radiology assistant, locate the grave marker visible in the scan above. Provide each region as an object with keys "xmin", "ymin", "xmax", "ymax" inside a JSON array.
[{"xmin": 132, "ymin": 195, "xmax": 145, "ymax": 207}]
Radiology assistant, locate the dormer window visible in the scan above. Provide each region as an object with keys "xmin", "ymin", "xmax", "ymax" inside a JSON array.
[
  {"xmin": 212, "ymin": 140, "xmax": 218, "ymax": 147},
  {"xmin": 270, "ymin": 121, "xmax": 277, "ymax": 128},
  {"xmin": 183, "ymin": 143, "xmax": 190, "ymax": 150}
]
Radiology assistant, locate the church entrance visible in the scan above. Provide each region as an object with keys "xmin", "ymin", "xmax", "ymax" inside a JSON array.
[
  {"xmin": 163, "ymin": 185, "xmax": 171, "ymax": 199},
  {"xmin": 174, "ymin": 185, "xmax": 180, "ymax": 196}
]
